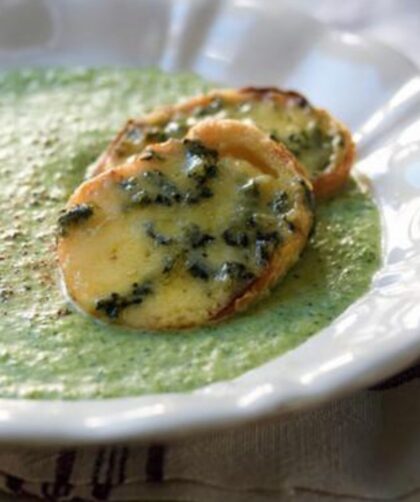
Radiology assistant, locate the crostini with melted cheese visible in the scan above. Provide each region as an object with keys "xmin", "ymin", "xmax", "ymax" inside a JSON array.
[
  {"xmin": 58, "ymin": 120, "xmax": 314, "ymax": 330},
  {"xmin": 91, "ymin": 87, "xmax": 354, "ymax": 199}
]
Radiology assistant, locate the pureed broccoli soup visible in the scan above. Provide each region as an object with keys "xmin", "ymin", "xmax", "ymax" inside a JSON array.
[{"xmin": 0, "ymin": 69, "xmax": 380, "ymax": 398}]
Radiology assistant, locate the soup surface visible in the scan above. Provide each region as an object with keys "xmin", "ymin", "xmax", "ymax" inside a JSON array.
[{"xmin": 0, "ymin": 69, "xmax": 380, "ymax": 399}]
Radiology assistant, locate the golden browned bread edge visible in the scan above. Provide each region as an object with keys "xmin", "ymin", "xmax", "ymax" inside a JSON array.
[
  {"xmin": 90, "ymin": 87, "xmax": 355, "ymax": 200},
  {"xmin": 60, "ymin": 120, "xmax": 314, "ymax": 330}
]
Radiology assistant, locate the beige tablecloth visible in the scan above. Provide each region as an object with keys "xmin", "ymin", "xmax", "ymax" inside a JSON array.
[{"xmin": 1, "ymin": 377, "xmax": 420, "ymax": 501}]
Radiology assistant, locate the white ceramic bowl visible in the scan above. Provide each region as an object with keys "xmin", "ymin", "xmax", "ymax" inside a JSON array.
[{"xmin": 1, "ymin": 0, "xmax": 420, "ymax": 445}]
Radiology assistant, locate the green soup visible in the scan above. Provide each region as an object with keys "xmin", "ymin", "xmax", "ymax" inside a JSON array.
[{"xmin": 0, "ymin": 68, "xmax": 380, "ymax": 399}]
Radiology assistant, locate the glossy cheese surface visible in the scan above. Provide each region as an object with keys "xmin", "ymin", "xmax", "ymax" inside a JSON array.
[
  {"xmin": 58, "ymin": 121, "xmax": 314, "ymax": 329},
  {"xmin": 93, "ymin": 88, "xmax": 354, "ymax": 198}
]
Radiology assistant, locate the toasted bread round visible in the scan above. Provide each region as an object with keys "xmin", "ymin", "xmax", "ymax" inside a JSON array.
[
  {"xmin": 91, "ymin": 87, "xmax": 354, "ymax": 199},
  {"xmin": 58, "ymin": 120, "xmax": 314, "ymax": 330}
]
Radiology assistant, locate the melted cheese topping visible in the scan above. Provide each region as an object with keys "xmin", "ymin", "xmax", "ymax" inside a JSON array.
[
  {"xmin": 58, "ymin": 132, "xmax": 313, "ymax": 330},
  {"xmin": 99, "ymin": 92, "xmax": 345, "ymax": 181}
]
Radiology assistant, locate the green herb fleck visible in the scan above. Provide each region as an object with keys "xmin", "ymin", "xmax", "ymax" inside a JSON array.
[
  {"xmin": 58, "ymin": 204, "xmax": 93, "ymax": 237},
  {"xmin": 96, "ymin": 281, "xmax": 153, "ymax": 319},
  {"xmin": 183, "ymin": 139, "xmax": 219, "ymax": 163},
  {"xmin": 216, "ymin": 262, "xmax": 255, "ymax": 283},
  {"xmin": 255, "ymin": 231, "xmax": 281, "ymax": 266},
  {"xmin": 184, "ymin": 224, "xmax": 215, "ymax": 249},
  {"xmin": 270, "ymin": 191, "xmax": 289, "ymax": 214},
  {"xmin": 222, "ymin": 228, "xmax": 249, "ymax": 248},
  {"xmin": 185, "ymin": 259, "xmax": 211, "ymax": 281},
  {"xmin": 144, "ymin": 222, "xmax": 173, "ymax": 246}
]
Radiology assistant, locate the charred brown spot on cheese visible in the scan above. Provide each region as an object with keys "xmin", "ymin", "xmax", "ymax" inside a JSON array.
[
  {"xmin": 58, "ymin": 120, "xmax": 314, "ymax": 330},
  {"xmin": 90, "ymin": 87, "xmax": 354, "ymax": 200}
]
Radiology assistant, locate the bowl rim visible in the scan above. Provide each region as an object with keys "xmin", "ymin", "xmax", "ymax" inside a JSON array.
[{"xmin": 1, "ymin": 0, "xmax": 420, "ymax": 446}]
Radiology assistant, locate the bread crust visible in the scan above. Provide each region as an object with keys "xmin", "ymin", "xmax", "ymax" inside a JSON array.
[
  {"xmin": 58, "ymin": 120, "xmax": 314, "ymax": 330},
  {"xmin": 91, "ymin": 87, "xmax": 354, "ymax": 199},
  {"xmin": 186, "ymin": 119, "xmax": 314, "ymax": 321}
]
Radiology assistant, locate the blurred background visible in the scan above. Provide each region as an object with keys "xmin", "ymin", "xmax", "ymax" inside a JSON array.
[{"xmin": 295, "ymin": 0, "xmax": 420, "ymax": 67}]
